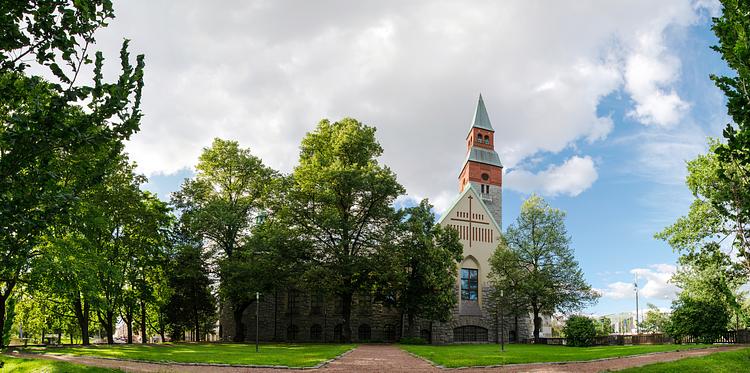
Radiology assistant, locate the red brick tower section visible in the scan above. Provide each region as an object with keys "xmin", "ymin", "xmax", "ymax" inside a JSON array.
[
  {"xmin": 458, "ymin": 94, "xmax": 503, "ymax": 226},
  {"xmin": 458, "ymin": 127, "xmax": 502, "ymax": 193}
]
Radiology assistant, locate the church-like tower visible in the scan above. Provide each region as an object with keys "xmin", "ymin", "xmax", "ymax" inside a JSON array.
[{"xmin": 458, "ymin": 94, "xmax": 503, "ymax": 226}]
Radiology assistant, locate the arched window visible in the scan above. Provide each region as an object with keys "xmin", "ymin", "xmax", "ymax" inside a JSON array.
[
  {"xmin": 477, "ymin": 133, "xmax": 482, "ymax": 142},
  {"xmin": 453, "ymin": 325, "xmax": 488, "ymax": 342},
  {"xmin": 484, "ymin": 135, "xmax": 490, "ymax": 144},
  {"xmin": 461, "ymin": 268, "xmax": 478, "ymax": 301},
  {"xmin": 358, "ymin": 324, "xmax": 372, "ymax": 341},
  {"xmin": 310, "ymin": 324, "xmax": 323, "ymax": 341},
  {"xmin": 287, "ymin": 324, "xmax": 299, "ymax": 341}
]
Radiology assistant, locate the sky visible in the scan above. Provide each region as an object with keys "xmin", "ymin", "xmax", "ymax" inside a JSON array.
[{"xmin": 90, "ymin": 0, "xmax": 734, "ymax": 315}]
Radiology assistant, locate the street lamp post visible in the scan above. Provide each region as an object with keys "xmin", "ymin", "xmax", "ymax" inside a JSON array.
[
  {"xmin": 256, "ymin": 291, "xmax": 260, "ymax": 352},
  {"xmin": 634, "ymin": 274, "xmax": 640, "ymax": 335}
]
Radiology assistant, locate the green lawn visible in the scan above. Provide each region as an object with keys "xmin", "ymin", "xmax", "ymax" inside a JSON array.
[
  {"xmin": 618, "ymin": 347, "xmax": 750, "ymax": 372},
  {"xmin": 23, "ymin": 343, "xmax": 355, "ymax": 367},
  {"xmin": 400, "ymin": 343, "xmax": 714, "ymax": 368},
  {"xmin": 0, "ymin": 354, "xmax": 121, "ymax": 372}
]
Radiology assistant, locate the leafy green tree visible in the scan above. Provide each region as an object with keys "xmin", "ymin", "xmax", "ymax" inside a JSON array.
[
  {"xmin": 495, "ymin": 195, "xmax": 599, "ymax": 340},
  {"xmin": 488, "ymin": 246, "xmax": 532, "ymax": 340},
  {"xmin": 375, "ymin": 199, "xmax": 463, "ymax": 336},
  {"xmin": 0, "ymin": 0, "xmax": 145, "ymax": 348},
  {"xmin": 284, "ymin": 118, "xmax": 404, "ymax": 342},
  {"xmin": 164, "ymin": 241, "xmax": 216, "ymax": 342},
  {"xmin": 172, "ymin": 138, "xmax": 274, "ymax": 342},
  {"xmin": 595, "ymin": 316, "xmax": 614, "ymax": 336},
  {"xmin": 641, "ymin": 303, "xmax": 669, "ymax": 333},
  {"xmin": 563, "ymin": 315, "xmax": 597, "ymax": 347},
  {"xmin": 710, "ymin": 0, "xmax": 750, "ymax": 267},
  {"xmin": 667, "ymin": 294, "xmax": 730, "ymax": 343}
]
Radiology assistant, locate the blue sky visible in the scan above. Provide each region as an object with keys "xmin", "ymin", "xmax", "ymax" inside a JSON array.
[{"xmin": 98, "ymin": 1, "xmax": 733, "ymax": 316}]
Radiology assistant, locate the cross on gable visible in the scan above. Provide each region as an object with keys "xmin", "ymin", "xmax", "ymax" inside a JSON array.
[{"xmin": 449, "ymin": 194, "xmax": 489, "ymax": 247}]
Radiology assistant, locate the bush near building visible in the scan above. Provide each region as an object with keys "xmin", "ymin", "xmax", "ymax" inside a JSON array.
[{"xmin": 563, "ymin": 315, "xmax": 597, "ymax": 347}]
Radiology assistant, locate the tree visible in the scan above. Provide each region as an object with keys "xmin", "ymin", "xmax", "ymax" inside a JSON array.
[
  {"xmin": 172, "ymin": 138, "xmax": 273, "ymax": 342},
  {"xmin": 0, "ymin": 0, "xmax": 145, "ymax": 348},
  {"xmin": 641, "ymin": 304, "xmax": 669, "ymax": 334},
  {"xmin": 563, "ymin": 315, "xmax": 596, "ymax": 347},
  {"xmin": 164, "ymin": 241, "xmax": 216, "ymax": 342},
  {"xmin": 284, "ymin": 118, "xmax": 404, "ymax": 342},
  {"xmin": 488, "ymin": 246, "xmax": 531, "ymax": 340},
  {"xmin": 710, "ymin": 0, "xmax": 750, "ymax": 268},
  {"xmin": 493, "ymin": 195, "xmax": 599, "ymax": 340},
  {"xmin": 667, "ymin": 294, "xmax": 730, "ymax": 343},
  {"xmin": 375, "ymin": 199, "xmax": 463, "ymax": 337},
  {"xmin": 595, "ymin": 317, "xmax": 614, "ymax": 336}
]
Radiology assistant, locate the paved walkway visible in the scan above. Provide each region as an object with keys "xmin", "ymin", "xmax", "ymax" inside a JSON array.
[{"xmin": 5, "ymin": 344, "xmax": 746, "ymax": 372}]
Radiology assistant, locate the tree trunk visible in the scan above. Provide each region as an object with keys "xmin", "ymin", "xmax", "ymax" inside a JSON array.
[
  {"xmin": 74, "ymin": 296, "xmax": 91, "ymax": 345},
  {"xmin": 0, "ymin": 299, "xmax": 6, "ymax": 349},
  {"xmin": 140, "ymin": 300, "xmax": 147, "ymax": 344},
  {"xmin": 0, "ymin": 282, "xmax": 15, "ymax": 349},
  {"xmin": 532, "ymin": 307, "xmax": 541, "ymax": 341},
  {"xmin": 232, "ymin": 302, "xmax": 249, "ymax": 342},
  {"xmin": 126, "ymin": 306, "xmax": 134, "ymax": 344},
  {"xmin": 100, "ymin": 310, "xmax": 115, "ymax": 344},
  {"xmin": 273, "ymin": 290, "xmax": 278, "ymax": 341},
  {"xmin": 514, "ymin": 314, "xmax": 519, "ymax": 342},
  {"xmin": 341, "ymin": 292, "xmax": 353, "ymax": 342}
]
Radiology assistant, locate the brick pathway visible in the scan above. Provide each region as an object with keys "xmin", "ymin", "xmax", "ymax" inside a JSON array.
[{"xmin": 5, "ymin": 344, "xmax": 746, "ymax": 372}]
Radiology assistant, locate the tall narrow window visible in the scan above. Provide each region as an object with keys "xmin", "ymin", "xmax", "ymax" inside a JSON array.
[
  {"xmin": 477, "ymin": 133, "xmax": 482, "ymax": 142},
  {"xmin": 461, "ymin": 268, "xmax": 478, "ymax": 300},
  {"xmin": 484, "ymin": 135, "xmax": 490, "ymax": 144}
]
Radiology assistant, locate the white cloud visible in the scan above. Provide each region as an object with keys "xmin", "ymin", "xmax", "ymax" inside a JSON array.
[
  {"xmin": 83, "ymin": 0, "xmax": 715, "ymax": 202},
  {"xmin": 599, "ymin": 264, "xmax": 679, "ymax": 301},
  {"xmin": 504, "ymin": 156, "xmax": 598, "ymax": 197},
  {"xmin": 625, "ymin": 32, "xmax": 690, "ymax": 126}
]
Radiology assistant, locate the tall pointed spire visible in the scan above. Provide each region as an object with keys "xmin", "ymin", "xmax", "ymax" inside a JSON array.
[{"xmin": 471, "ymin": 94, "xmax": 494, "ymax": 131}]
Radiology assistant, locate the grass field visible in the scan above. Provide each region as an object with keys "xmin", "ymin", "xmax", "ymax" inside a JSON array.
[
  {"xmin": 0, "ymin": 354, "xmax": 121, "ymax": 372},
  {"xmin": 617, "ymin": 347, "xmax": 750, "ymax": 372},
  {"xmin": 23, "ymin": 343, "xmax": 355, "ymax": 367},
  {"xmin": 400, "ymin": 343, "xmax": 714, "ymax": 368}
]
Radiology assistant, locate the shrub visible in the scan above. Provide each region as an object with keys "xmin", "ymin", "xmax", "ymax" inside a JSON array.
[
  {"xmin": 399, "ymin": 336, "xmax": 428, "ymax": 345},
  {"xmin": 563, "ymin": 315, "xmax": 596, "ymax": 347}
]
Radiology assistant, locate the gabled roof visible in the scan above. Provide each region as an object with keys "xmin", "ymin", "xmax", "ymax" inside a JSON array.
[
  {"xmin": 470, "ymin": 94, "xmax": 494, "ymax": 132},
  {"xmin": 436, "ymin": 184, "xmax": 502, "ymax": 233}
]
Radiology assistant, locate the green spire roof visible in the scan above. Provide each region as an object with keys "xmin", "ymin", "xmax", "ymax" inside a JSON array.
[{"xmin": 471, "ymin": 94, "xmax": 494, "ymax": 131}]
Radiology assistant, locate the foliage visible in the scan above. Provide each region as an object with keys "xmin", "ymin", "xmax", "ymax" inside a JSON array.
[
  {"xmin": 563, "ymin": 315, "xmax": 597, "ymax": 347},
  {"xmin": 640, "ymin": 303, "xmax": 670, "ymax": 334},
  {"xmin": 491, "ymin": 195, "xmax": 599, "ymax": 339},
  {"xmin": 0, "ymin": 0, "xmax": 145, "ymax": 348},
  {"xmin": 666, "ymin": 294, "xmax": 730, "ymax": 343},
  {"xmin": 375, "ymin": 199, "xmax": 463, "ymax": 333},
  {"xmin": 283, "ymin": 118, "xmax": 404, "ymax": 342},
  {"xmin": 710, "ymin": 0, "xmax": 750, "ymax": 269},
  {"xmin": 163, "ymin": 242, "xmax": 217, "ymax": 341},
  {"xmin": 29, "ymin": 343, "xmax": 356, "ymax": 368},
  {"xmin": 172, "ymin": 138, "xmax": 273, "ymax": 342},
  {"xmin": 400, "ymin": 343, "xmax": 713, "ymax": 368},
  {"xmin": 595, "ymin": 316, "xmax": 614, "ymax": 336}
]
